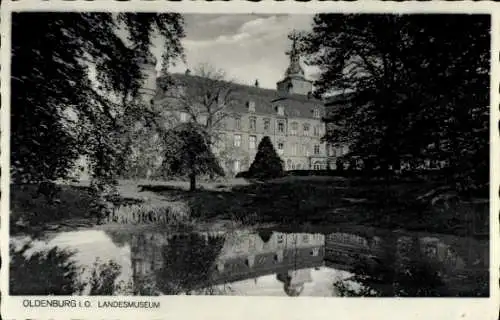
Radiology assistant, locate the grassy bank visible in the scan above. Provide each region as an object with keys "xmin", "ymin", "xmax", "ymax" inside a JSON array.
[{"xmin": 10, "ymin": 176, "xmax": 488, "ymax": 238}]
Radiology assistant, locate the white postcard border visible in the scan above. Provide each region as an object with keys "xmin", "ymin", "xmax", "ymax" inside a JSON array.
[{"xmin": 1, "ymin": 1, "xmax": 499, "ymax": 320}]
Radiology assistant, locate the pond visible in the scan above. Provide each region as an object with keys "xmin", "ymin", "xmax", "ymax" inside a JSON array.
[{"xmin": 10, "ymin": 227, "xmax": 489, "ymax": 297}]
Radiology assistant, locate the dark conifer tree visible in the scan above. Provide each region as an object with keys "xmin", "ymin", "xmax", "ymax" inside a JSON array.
[{"xmin": 248, "ymin": 136, "xmax": 284, "ymax": 180}]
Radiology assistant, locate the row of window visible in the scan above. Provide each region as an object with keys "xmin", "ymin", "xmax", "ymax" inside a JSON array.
[
  {"xmin": 179, "ymin": 112, "xmax": 322, "ymax": 136},
  {"xmin": 230, "ymin": 134, "xmax": 322, "ymax": 155},
  {"xmin": 232, "ymin": 159, "xmax": 327, "ymax": 173},
  {"xmin": 246, "ymin": 101, "xmax": 321, "ymax": 119},
  {"xmin": 235, "ymin": 117, "xmax": 322, "ymax": 136}
]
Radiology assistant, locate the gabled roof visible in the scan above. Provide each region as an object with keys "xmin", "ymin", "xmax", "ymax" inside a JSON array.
[{"xmin": 155, "ymin": 73, "xmax": 325, "ymax": 119}]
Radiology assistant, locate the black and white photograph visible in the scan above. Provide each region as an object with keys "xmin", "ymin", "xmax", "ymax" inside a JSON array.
[{"xmin": 3, "ymin": 6, "xmax": 494, "ymax": 314}]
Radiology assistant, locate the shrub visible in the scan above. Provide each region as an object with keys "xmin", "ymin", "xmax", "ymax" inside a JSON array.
[
  {"xmin": 87, "ymin": 259, "xmax": 122, "ymax": 295},
  {"xmin": 247, "ymin": 136, "xmax": 284, "ymax": 180},
  {"xmin": 10, "ymin": 241, "xmax": 132, "ymax": 296},
  {"xmin": 105, "ymin": 202, "xmax": 191, "ymax": 226},
  {"xmin": 10, "ymin": 243, "xmax": 85, "ymax": 295}
]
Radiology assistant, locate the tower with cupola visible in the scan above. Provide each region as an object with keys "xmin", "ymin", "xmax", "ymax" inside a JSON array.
[{"xmin": 276, "ymin": 32, "xmax": 313, "ymax": 96}]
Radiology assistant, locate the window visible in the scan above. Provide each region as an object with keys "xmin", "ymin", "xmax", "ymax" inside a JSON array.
[
  {"xmin": 314, "ymin": 163, "xmax": 321, "ymax": 170},
  {"xmin": 303, "ymin": 123, "xmax": 310, "ymax": 136},
  {"xmin": 314, "ymin": 145, "xmax": 320, "ymax": 155},
  {"xmin": 277, "ymin": 142, "xmax": 284, "ymax": 154},
  {"xmin": 311, "ymin": 248, "xmax": 319, "ymax": 256},
  {"xmin": 248, "ymin": 101, "xmax": 256, "ymax": 112},
  {"xmin": 302, "ymin": 144, "xmax": 308, "ymax": 156},
  {"xmin": 292, "ymin": 144, "xmax": 298, "ymax": 156},
  {"xmin": 180, "ymin": 112, "xmax": 188, "ymax": 123},
  {"xmin": 277, "ymin": 105, "xmax": 285, "ymax": 116},
  {"xmin": 234, "ymin": 160, "xmax": 240, "ymax": 172},
  {"xmin": 277, "ymin": 121, "xmax": 285, "ymax": 133},
  {"xmin": 249, "ymin": 117, "xmax": 256, "ymax": 131},
  {"xmin": 234, "ymin": 134, "xmax": 241, "ymax": 147},
  {"xmin": 249, "ymin": 135, "xmax": 256, "ymax": 150},
  {"xmin": 277, "ymin": 234, "xmax": 284, "ymax": 244},
  {"xmin": 314, "ymin": 126, "xmax": 320, "ymax": 136},
  {"xmin": 313, "ymin": 108, "xmax": 320, "ymax": 118},
  {"xmin": 235, "ymin": 117, "xmax": 241, "ymax": 130},
  {"xmin": 263, "ymin": 118, "xmax": 270, "ymax": 132},
  {"xmin": 342, "ymin": 146, "xmax": 349, "ymax": 155},
  {"xmin": 290, "ymin": 122, "xmax": 298, "ymax": 135}
]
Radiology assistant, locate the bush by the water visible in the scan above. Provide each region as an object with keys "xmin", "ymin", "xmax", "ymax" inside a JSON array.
[
  {"xmin": 247, "ymin": 136, "xmax": 284, "ymax": 180},
  {"xmin": 105, "ymin": 202, "xmax": 191, "ymax": 226},
  {"xmin": 10, "ymin": 243, "xmax": 85, "ymax": 295},
  {"xmin": 10, "ymin": 242, "xmax": 139, "ymax": 295}
]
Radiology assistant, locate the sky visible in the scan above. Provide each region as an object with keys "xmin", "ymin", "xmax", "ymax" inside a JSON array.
[{"xmin": 151, "ymin": 14, "xmax": 318, "ymax": 90}]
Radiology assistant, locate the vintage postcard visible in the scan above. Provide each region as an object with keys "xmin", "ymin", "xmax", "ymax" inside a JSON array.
[{"xmin": 1, "ymin": 1, "xmax": 498, "ymax": 319}]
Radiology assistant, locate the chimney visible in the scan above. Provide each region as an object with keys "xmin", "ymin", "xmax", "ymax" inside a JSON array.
[
  {"xmin": 254, "ymin": 79, "xmax": 259, "ymax": 88},
  {"xmin": 185, "ymin": 69, "xmax": 191, "ymax": 76}
]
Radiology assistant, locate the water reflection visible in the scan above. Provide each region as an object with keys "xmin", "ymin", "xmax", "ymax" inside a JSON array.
[
  {"xmin": 11, "ymin": 227, "xmax": 489, "ymax": 297},
  {"xmin": 115, "ymin": 228, "xmax": 487, "ymax": 296}
]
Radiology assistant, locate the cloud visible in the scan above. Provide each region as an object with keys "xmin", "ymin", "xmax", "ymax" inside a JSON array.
[
  {"xmin": 167, "ymin": 14, "xmax": 315, "ymax": 90},
  {"xmin": 183, "ymin": 14, "xmax": 312, "ymax": 48}
]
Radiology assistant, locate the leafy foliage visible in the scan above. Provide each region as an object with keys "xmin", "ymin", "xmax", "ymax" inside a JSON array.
[
  {"xmin": 88, "ymin": 259, "xmax": 122, "ymax": 295},
  {"xmin": 160, "ymin": 123, "xmax": 225, "ymax": 190},
  {"xmin": 11, "ymin": 12, "xmax": 185, "ymax": 185},
  {"xmin": 10, "ymin": 242, "xmax": 129, "ymax": 296},
  {"xmin": 299, "ymin": 14, "xmax": 489, "ymax": 192},
  {"xmin": 10, "ymin": 243, "xmax": 85, "ymax": 295},
  {"xmin": 248, "ymin": 136, "xmax": 284, "ymax": 180}
]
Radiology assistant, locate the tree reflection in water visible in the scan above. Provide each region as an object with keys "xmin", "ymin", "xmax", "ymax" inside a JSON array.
[
  {"xmin": 154, "ymin": 233, "xmax": 226, "ymax": 295},
  {"xmin": 276, "ymin": 272, "xmax": 305, "ymax": 297},
  {"xmin": 333, "ymin": 236, "xmax": 447, "ymax": 297}
]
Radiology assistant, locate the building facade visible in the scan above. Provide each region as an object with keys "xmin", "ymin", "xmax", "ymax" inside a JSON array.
[{"xmin": 153, "ymin": 38, "xmax": 330, "ymax": 176}]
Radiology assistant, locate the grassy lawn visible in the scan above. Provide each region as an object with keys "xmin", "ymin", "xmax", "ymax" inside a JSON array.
[
  {"xmin": 10, "ymin": 176, "xmax": 488, "ymax": 238},
  {"xmin": 139, "ymin": 176, "xmax": 488, "ymax": 238}
]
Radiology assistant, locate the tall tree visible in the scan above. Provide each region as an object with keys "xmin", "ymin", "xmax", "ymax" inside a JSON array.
[
  {"xmin": 159, "ymin": 63, "xmax": 236, "ymax": 145},
  {"xmin": 161, "ymin": 122, "xmax": 225, "ymax": 191},
  {"xmin": 11, "ymin": 12, "xmax": 185, "ymax": 186},
  {"xmin": 299, "ymin": 14, "xmax": 489, "ymax": 191}
]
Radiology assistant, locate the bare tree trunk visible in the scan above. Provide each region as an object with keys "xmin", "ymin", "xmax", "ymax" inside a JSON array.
[{"xmin": 189, "ymin": 172, "xmax": 196, "ymax": 191}]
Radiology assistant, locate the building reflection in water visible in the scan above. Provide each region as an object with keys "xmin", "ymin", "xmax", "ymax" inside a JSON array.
[{"xmin": 105, "ymin": 228, "xmax": 488, "ymax": 297}]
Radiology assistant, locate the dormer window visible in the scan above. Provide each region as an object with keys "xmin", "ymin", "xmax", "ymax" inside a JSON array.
[
  {"xmin": 313, "ymin": 108, "xmax": 321, "ymax": 119},
  {"xmin": 248, "ymin": 100, "xmax": 256, "ymax": 112},
  {"xmin": 277, "ymin": 105, "xmax": 285, "ymax": 116}
]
